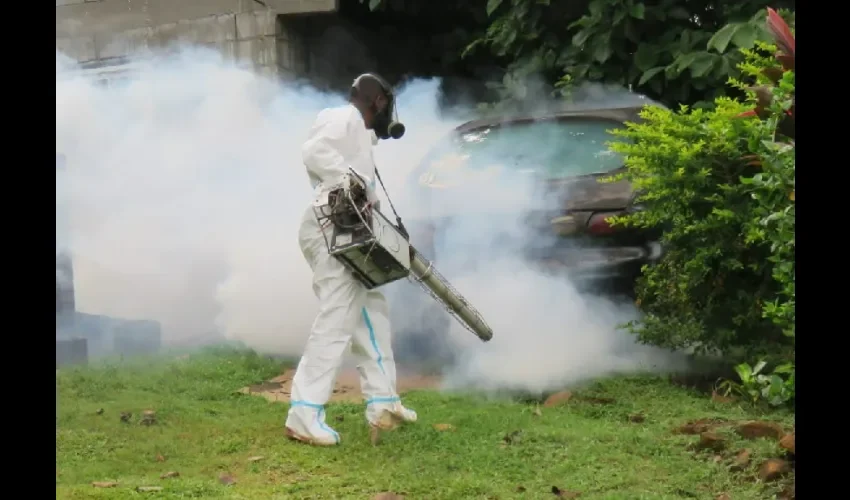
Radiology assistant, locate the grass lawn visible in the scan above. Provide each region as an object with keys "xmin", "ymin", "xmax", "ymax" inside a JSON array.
[{"xmin": 56, "ymin": 348, "xmax": 794, "ymax": 499}]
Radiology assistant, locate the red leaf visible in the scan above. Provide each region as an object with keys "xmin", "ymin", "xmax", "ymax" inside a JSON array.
[
  {"xmin": 735, "ymin": 110, "xmax": 758, "ymax": 118},
  {"xmin": 766, "ymin": 8, "xmax": 795, "ymax": 57}
]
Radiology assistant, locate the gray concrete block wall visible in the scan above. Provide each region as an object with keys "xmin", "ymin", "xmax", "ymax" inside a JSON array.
[{"xmin": 56, "ymin": 0, "xmax": 337, "ymax": 79}]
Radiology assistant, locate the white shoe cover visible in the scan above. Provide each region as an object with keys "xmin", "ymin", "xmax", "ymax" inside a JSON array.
[
  {"xmin": 285, "ymin": 403, "xmax": 340, "ymax": 446},
  {"xmin": 366, "ymin": 399, "xmax": 418, "ymax": 430}
]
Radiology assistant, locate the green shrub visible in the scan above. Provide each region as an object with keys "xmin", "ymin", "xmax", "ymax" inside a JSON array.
[
  {"xmin": 717, "ymin": 360, "xmax": 794, "ymax": 407},
  {"xmin": 606, "ymin": 8, "xmax": 794, "ymax": 369}
]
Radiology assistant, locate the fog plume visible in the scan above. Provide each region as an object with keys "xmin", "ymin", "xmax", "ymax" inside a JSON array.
[{"xmin": 56, "ymin": 47, "xmax": 683, "ymax": 392}]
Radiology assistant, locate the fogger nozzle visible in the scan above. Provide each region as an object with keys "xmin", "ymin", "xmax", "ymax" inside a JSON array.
[{"xmin": 409, "ymin": 248, "xmax": 493, "ymax": 342}]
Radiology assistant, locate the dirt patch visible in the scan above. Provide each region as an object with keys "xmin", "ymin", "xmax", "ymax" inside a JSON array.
[{"xmin": 238, "ymin": 368, "xmax": 442, "ymax": 404}]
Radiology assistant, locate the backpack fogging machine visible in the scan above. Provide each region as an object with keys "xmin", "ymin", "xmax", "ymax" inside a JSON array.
[{"xmin": 312, "ymin": 170, "xmax": 493, "ymax": 342}]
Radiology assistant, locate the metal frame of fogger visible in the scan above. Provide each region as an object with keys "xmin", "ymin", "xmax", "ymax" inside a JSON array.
[{"xmin": 312, "ymin": 171, "xmax": 493, "ymax": 342}]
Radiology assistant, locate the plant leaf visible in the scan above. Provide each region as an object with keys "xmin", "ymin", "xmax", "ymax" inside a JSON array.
[
  {"xmin": 572, "ymin": 29, "xmax": 592, "ymax": 47},
  {"xmin": 630, "ymin": 3, "xmax": 646, "ymax": 19},
  {"xmin": 638, "ymin": 67, "xmax": 665, "ymax": 85},
  {"xmin": 735, "ymin": 363, "xmax": 753, "ymax": 381},
  {"xmin": 773, "ymin": 363, "xmax": 794, "ymax": 374},
  {"xmin": 634, "ymin": 45, "xmax": 659, "ymax": 71},
  {"xmin": 707, "ymin": 23, "xmax": 740, "ymax": 53},
  {"xmin": 689, "ymin": 52, "xmax": 716, "ymax": 78},
  {"xmin": 486, "ymin": 0, "xmax": 504, "ymax": 17},
  {"xmin": 731, "ymin": 24, "xmax": 760, "ymax": 50},
  {"xmin": 592, "ymin": 40, "xmax": 613, "ymax": 63},
  {"xmin": 766, "ymin": 7, "xmax": 795, "ymax": 56}
]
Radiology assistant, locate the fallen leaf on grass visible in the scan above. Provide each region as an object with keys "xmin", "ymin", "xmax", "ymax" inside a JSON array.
[
  {"xmin": 433, "ymin": 423, "xmax": 454, "ymax": 431},
  {"xmin": 503, "ymin": 430, "xmax": 523, "ymax": 445},
  {"xmin": 551, "ymin": 486, "xmax": 581, "ymax": 498},
  {"xmin": 716, "ymin": 494, "xmax": 731, "ymax": 500},
  {"xmin": 247, "ymin": 456, "xmax": 265, "ymax": 462},
  {"xmin": 160, "ymin": 471, "xmax": 179, "ymax": 479},
  {"xmin": 137, "ymin": 486, "xmax": 163, "ymax": 493},
  {"xmin": 711, "ymin": 391, "xmax": 736, "ymax": 404},
  {"xmin": 155, "ymin": 454, "xmax": 166, "ymax": 462},
  {"xmin": 731, "ymin": 449, "xmax": 751, "ymax": 471},
  {"xmin": 372, "ymin": 493, "xmax": 405, "ymax": 500},
  {"xmin": 543, "ymin": 391, "xmax": 573, "ymax": 407},
  {"xmin": 140, "ymin": 410, "xmax": 157, "ymax": 426},
  {"xmin": 92, "ymin": 481, "xmax": 118, "ymax": 488},
  {"xmin": 219, "ymin": 473, "xmax": 237, "ymax": 486}
]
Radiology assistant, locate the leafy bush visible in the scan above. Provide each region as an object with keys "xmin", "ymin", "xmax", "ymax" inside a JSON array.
[
  {"xmin": 606, "ymin": 8, "xmax": 794, "ymax": 368},
  {"xmin": 465, "ymin": 0, "xmax": 795, "ymax": 109},
  {"xmin": 717, "ymin": 360, "xmax": 794, "ymax": 407}
]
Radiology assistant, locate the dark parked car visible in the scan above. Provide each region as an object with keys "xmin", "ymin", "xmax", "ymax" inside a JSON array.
[{"xmin": 390, "ymin": 105, "xmax": 664, "ymax": 364}]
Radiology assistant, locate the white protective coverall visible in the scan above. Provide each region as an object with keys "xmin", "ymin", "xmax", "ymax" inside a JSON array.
[{"xmin": 285, "ymin": 104, "xmax": 417, "ymax": 446}]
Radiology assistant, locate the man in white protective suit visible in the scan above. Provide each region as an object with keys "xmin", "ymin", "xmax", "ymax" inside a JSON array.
[{"xmin": 285, "ymin": 73, "xmax": 417, "ymax": 446}]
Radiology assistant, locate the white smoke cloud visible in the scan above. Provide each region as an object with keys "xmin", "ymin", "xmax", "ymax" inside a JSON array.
[{"xmin": 56, "ymin": 46, "xmax": 685, "ymax": 392}]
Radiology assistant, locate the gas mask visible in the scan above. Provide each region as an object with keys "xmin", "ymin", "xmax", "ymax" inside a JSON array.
[
  {"xmin": 372, "ymin": 94, "xmax": 405, "ymax": 140},
  {"xmin": 352, "ymin": 73, "xmax": 406, "ymax": 141}
]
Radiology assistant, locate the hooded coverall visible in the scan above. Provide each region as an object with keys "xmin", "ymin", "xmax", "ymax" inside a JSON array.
[{"xmin": 285, "ymin": 104, "xmax": 417, "ymax": 446}]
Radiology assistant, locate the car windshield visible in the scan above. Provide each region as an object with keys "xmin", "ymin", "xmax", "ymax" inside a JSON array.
[{"xmin": 417, "ymin": 118, "xmax": 625, "ymax": 189}]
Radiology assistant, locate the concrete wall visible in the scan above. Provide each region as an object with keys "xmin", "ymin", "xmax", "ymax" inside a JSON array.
[{"xmin": 56, "ymin": 0, "xmax": 338, "ymax": 79}]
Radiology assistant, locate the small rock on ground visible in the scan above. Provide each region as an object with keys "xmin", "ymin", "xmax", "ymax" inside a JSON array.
[
  {"xmin": 759, "ymin": 458, "xmax": 791, "ymax": 482},
  {"xmin": 676, "ymin": 418, "xmax": 725, "ymax": 435},
  {"xmin": 736, "ymin": 421, "xmax": 785, "ymax": 440},
  {"xmin": 696, "ymin": 432, "xmax": 727, "ymax": 452}
]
